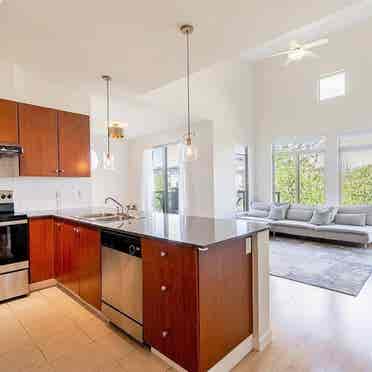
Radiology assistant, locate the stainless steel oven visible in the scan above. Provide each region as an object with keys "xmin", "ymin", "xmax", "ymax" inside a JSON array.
[{"xmin": 0, "ymin": 190, "xmax": 29, "ymax": 302}]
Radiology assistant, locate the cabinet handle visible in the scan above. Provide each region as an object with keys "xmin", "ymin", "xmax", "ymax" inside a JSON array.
[
  {"xmin": 60, "ymin": 170, "xmax": 65, "ymax": 174},
  {"xmin": 55, "ymin": 169, "xmax": 59, "ymax": 174},
  {"xmin": 160, "ymin": 285, "xmax": 167, "ymax": 292},
  {"xmin": 161, "ymin": 330, "xmax": 168, "ymax": 338},
  {"xmin": 160, "ymin": 251, "xmax": 167, "ymax": 257},
  {"xmin": 198, "ymin": 247, "xmax": 209, "ymax": 252}
]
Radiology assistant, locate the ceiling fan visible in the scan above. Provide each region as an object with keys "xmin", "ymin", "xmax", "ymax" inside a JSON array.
[{"xmin": 270, "ymin": 38, "xmax": 328, "ymax": 65}]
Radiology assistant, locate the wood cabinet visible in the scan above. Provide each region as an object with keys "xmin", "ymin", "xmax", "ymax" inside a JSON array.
[
  {"xmin": 18, "ymin": 103, "xmax": 90, "ymax": 177},
  {"xmin": 143, "ymin": 238, "xmax": 253, "ymax": 372},
  {"xmin": 0, "ymin": 99, "xmax": 18, "ymax": 144},
  {"xmin": 143, "ymin": 238, "xmax": 199, "ymax": 372},
  {"xmin": 19, "ymin": 103, "xmax": 59, "ymax": 177},
  {"xmin": 54, "ymin": 219, "xmax": 100, "ymax": 309},
  {"xmin": 58, "ymin": 111, "xmax": 90, "ymax": 177},
  {"xmin": 79, "ymin": 226, "xmax": 101, "ymax": 309},
  {"xmin": 29, "ymin": 217, "xmax": 55, "ymax": 283}
]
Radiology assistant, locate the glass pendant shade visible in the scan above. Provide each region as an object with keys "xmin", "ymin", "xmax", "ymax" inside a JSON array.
[
  {"xmin": 103, "ymin": 151, "xmax": 115, "ymax": 170},
  {"xmin": 181, "ymin": 135, "xmax": 198, "ymax": 162}
]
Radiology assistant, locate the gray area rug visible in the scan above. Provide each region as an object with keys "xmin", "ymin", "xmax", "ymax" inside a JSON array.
[{"xmin": 270, "ymin": 237, "xmax": 372, "ymax": 296}]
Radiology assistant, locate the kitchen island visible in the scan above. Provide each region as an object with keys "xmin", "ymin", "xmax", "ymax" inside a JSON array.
[{"xmin": 27, "ymin": 210, "xmax": 271, "ymax": 372}]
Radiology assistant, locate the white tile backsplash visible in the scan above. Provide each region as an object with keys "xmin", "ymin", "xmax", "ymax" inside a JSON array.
[{"xmin": 0, "ymin": 177, "xmax": 92, "ymax": 211}]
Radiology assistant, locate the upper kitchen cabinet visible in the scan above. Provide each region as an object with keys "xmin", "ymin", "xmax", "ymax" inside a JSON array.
[
  {"xmin": 0, "ymin": 99, "xmax": 18, "ymax": 144},
  {"xmin": 19, "ymin": 103, "xmax": 59, "ymax": 177},
  {"xmin": 58, "ymin": 111, "xmax": 91, "ymax": 177}
]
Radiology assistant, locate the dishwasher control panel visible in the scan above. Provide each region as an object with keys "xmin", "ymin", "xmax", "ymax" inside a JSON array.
[{"xmin": 101, "ymin": 230, "xmax": 142, "ymax": 258}]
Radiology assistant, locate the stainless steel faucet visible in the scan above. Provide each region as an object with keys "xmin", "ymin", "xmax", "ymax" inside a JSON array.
[{"xmin": 105, "ymin": 197, "xmax": 124, "ymax": 215}]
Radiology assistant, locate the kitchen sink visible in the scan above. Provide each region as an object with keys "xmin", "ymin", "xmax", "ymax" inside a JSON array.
[
  {"xmin": 77, "ymin": 212, "xmax": 116, "ymax": 219},
  {"xmin": 74, "ymin": 212, "xmax": 135, "ymax": 222},
  {"xmin": 98, "ymin": 215, "xmax": 135, "ymax": 222}
]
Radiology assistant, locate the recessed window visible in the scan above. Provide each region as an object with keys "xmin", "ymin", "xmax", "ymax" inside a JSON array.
[
  {"xmin": 272, "ymin": 137, "xmax": 326, "ymax": 205},
  {"xmin": 319, "ymin": 71, "xmax": 346, "ymax": 101},
  {"xmin": 339, "ymin": 132, "xmax": 372, "ymax": 205}
]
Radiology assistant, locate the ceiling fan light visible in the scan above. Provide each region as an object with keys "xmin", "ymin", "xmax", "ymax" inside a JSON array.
[
  {"xmin": 288, "ymin": 48, "xmax": 306, "ymax": 61},
  {"xmin": 109, "ymin": 122, "xmax": 127, "ymax": 139}
]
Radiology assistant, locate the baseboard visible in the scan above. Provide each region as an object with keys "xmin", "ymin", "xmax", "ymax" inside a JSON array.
[
  {"xmin": 208, "ymin": 335, "xmax": 253, "ymax": 372},
  {"xmin": 30, "ymin": 279, "xmax": 57, "ymax": 292},
  {"xmin": 151, "ymin": 348, "xmax": 188, "ymax": 372},
  {"xmin": 56, "ymin": 283, "xmax": 106, "ymax": 321},
  {"xmin": 152, "ymin": 335, "xmax": 253, "ymax": 372},
  {"xmin": 253, "ymin": 330, "xmax": 272, "ymax": 352}
]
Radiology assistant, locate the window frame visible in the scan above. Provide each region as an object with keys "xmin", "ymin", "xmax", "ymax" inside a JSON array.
[
  {"xmin": 151, "ymin": 142, "xmax": 181, "ymax": 214},
  {"xmin": 338, "ymin": 132, "xmax": 372, "ymax": 205},
  {"xmin": 272, "ymin": 145, "xmax": 326, "ymax": 204},
  {"xmin": 235, "ymin": 146, "xmax": 249, "ymax": 212},
  {"xmin": 317, "ymin": 70, "xmax": 347, "ymax": 103}
]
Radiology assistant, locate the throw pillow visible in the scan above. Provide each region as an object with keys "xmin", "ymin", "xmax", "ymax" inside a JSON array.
[
  {"xmin": 310, "ymin": 208, "xmax": 334, "ymax": 225},
  {"xmin": 268, "ymin": 204, "xmax": 289, "ymax": 220}
]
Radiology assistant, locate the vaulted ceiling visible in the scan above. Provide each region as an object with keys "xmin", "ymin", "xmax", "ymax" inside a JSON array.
[{"xmin": 0, "ymin": 0, "xmax": 360, "ymax": 94}]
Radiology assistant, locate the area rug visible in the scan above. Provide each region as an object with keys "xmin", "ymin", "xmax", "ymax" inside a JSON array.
[{"xmin": 270, "ymin": 237, "xmax": 372, "ymax": 296}]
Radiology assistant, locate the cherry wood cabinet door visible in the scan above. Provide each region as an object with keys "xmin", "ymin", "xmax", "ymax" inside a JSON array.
[
  {"xmin": 142, "ymin": 239, "xmax": 199, "ymax": 372},
  {"xmin": 19, "ymin": 103, "xmax": 58, "ymax": 176},
  {"xmin": 78, "ymin": 226, "xmax": 101, "ymax": 309},
  {"xmin": 54, "ymin": 220, "xmax": 63, "ymax": 282},
  {"xmin": 29, "ymin": 218, "xmax": 55, "ymax": 283},
  {"xmin": 58, "ymin": 111, "xmax": 90, "ymax": 177},
  {"xmin": 60, "ymin": 221, "xmax": 80, "ymax": 295},
  {"xmin": 0, "ymin": 99, "xmax": 18, "ymax": 144}
]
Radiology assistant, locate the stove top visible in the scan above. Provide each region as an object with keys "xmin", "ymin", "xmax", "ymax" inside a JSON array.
[{"xmin": 0, "ymin": 212, "xmax": 28, "ymax": 222}]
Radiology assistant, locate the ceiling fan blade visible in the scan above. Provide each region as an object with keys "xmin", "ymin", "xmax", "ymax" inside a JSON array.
[
  {"xmin": 303, "ymin": 38, "xmax": 328, "ymax": 50},
  {"xmin": 304, "ymin": 50, "xmax": 319, "ymax": 59},
  {"xmin": 270, "ymin": 50, "xmax": 290, "ymax": 58}
]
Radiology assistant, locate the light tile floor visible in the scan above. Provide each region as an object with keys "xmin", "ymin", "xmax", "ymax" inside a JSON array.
[
  {"xmin": 3, "ymin": 269, "xmax": 372, "ymax": 372},
  {"xmin": 0, "ymin": 287, "xmax": 171, "ymax": 372}
]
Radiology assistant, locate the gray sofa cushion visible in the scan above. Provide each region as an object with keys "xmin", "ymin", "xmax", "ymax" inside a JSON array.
[
  {"xmin": 245, "ymin": 209, "xmax": 269, "ymax": 218},
  {"xmin": 317, "ymin": 224, "xmax": 372, "ymax": 237},
  {"xmin": 250, "ymin": 202, "xmax": 271, "ymax": 211},
  {"xmin": 310, "ymin": 207, "xmax": 338, "ymax": 225},
  {"xmin": 286, "ymin": 204, "xmax": 314, "ymax": 222},
  {"xmin": 334, "ymin": 213, "xmax": 367, "ymax": 226},
  {"xmin": 270, "ymin": 220, "xmax": 316, "ymax": 230},
  {"xmin": 338, "ymin": 205, "xmax": 372, "ymax": 226},
  {"xmin": 268, "ymin": 204, "xmax": 289, "ymax": 220},
  {"xmin": 238, "ymin": 216, "xmax": 272, "ymax": 224}
]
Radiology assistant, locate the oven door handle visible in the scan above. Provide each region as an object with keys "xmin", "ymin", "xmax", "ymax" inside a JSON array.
[{"xmin": 0, "ymin": 219, "xmax": 28, "ymax": 227}]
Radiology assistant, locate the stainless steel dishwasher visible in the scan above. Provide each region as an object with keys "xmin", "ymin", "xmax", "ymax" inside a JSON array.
[{"xmin": 101, "ymin": 230, "xmax": 143, "ymax": 343}]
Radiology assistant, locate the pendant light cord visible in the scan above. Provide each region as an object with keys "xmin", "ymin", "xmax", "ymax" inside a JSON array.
[
  {"xmin": 106, "ymin": 77, "xmax": 111, "ymax": 156},
  {"xmin": 186, "ymin": 30, "xmax": 191, "ymax": 139}
]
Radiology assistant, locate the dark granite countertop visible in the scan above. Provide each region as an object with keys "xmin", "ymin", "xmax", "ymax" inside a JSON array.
[{"xmin": 23, "ymin": 208, "xmax": 269, "ymax": 247}]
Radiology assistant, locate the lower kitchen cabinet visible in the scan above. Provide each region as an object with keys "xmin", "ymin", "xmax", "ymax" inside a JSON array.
[
  {"xmin": 29, "ymin": 217, "xmax": 55, "ymax": 283},
  {"xmin": 79, "ymin": 226, "xmax": 101, "ymax": 309},
  {"xmin": 142, "ymin": 238, "xmax": 199, "ymax": 372},
  {"xmin": 54, "ymin": 219, "xmax": 101, "ymax": 309}
]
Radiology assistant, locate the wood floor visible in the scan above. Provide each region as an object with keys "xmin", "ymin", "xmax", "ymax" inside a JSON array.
[
  {"xmin": 234, "ymin": 272, "xmax": 372, "ymax": 371},
  {"xmin": 2, "ymin": 260, "xmax": 372, "ymax": 371}
]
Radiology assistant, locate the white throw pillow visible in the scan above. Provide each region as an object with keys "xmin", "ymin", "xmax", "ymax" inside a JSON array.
[{"xmin": 268, "ymin": 204, "xmax": 289, "ymax": 220}]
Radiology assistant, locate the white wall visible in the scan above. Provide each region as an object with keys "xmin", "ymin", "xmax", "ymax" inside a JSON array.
[
  {"xmin": 144, "ymin": 58, "xmax": 255, "ymax": 218},
  {"xmin": 127, "ymin": 122, "xmax": 215, "ymax": 218},
  {"xmin": 0, "ymin": 63, "xmax": 130, "ymax": 211},
  {"xmin": 253, "ymin": 18, "xmax": 372, "ymax": 205}
]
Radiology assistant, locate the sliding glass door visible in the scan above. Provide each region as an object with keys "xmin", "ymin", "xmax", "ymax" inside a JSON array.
[{"xmin": 152, "ymin": 143, "xmax": 181, "ymax": 214}]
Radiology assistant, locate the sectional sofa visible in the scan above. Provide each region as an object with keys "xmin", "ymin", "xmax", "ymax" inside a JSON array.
[{"xmin": 237, "ymin": 202, "xmax": 372, "ymax": 248}]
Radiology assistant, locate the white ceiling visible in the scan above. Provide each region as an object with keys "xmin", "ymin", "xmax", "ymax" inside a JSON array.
[{"xmin": 0, "ymin": 0, "xmax": 361, "ymax": 94}]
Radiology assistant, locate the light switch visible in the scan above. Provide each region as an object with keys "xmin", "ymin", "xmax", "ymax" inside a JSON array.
[{"xmin": 245, "ymin": 237, "xmax": 252, "ymax": 255}]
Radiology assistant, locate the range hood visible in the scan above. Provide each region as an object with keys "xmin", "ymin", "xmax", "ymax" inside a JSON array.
[{"xmin": 0, "ymin": 144, "xmax": 23, "ymax": 156}]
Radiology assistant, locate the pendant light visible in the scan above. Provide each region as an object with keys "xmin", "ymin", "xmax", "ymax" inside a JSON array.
[
  {"xmin": 180, "ymin": 24, "xmax": 198, "ymax": 162},
  {"xmin": 102, "ymin": 75, "xmax": 115, "ymax": 170}
]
